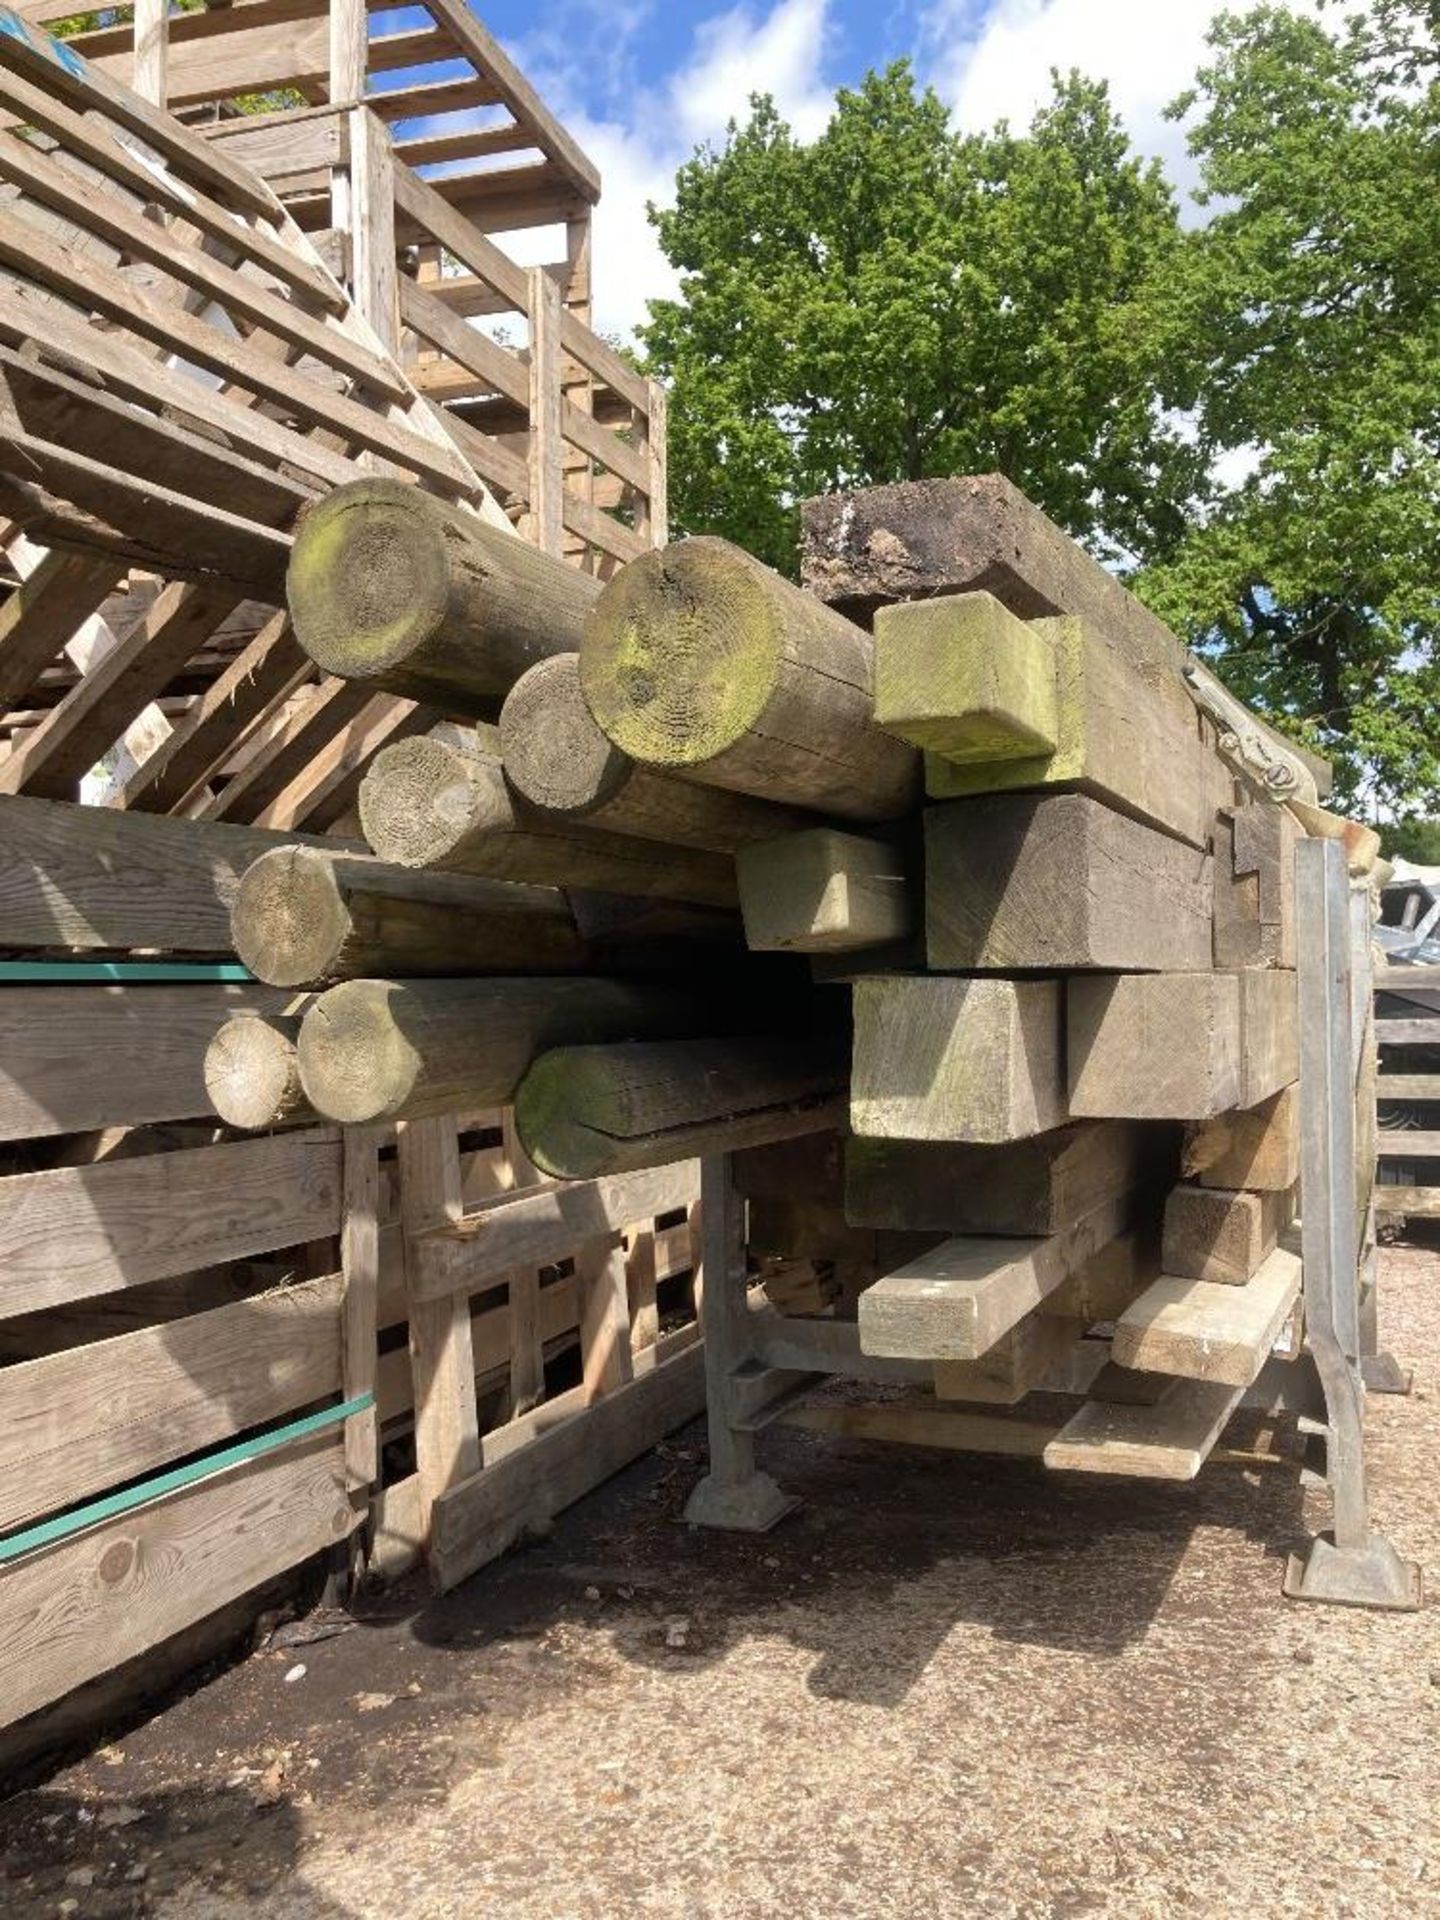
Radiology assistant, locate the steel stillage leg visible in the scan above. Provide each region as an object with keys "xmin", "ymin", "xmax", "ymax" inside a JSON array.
[
  {"xmin": 1284, "ymin": 837, "xmax": 1421, "ymax": 1608},
  {"xmin": 683, "ymin": 1154, "xmax": 799, "ymax": 1532}
]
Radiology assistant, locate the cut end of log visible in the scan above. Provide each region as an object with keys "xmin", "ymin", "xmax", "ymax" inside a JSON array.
[
  {"xmin": 288, "ymin": 478, "xmax": 452, "ymax": 683},
  {"xmin": 581, "ymin": 537, "xmax": 783, "ymax": 768},
  {"xmin": 204, "ymin": 1012, "xmax": 312, "ymax": 1130},
  {"xmin": 297, "ymin": 979, "xmax": 417, "ymax": 1124},
  {"xmin": 499, "ymin": 653, "xmax": 633, "ymax": 816},
  {"xmin": 232, "ymin": 846, "xmax": 352, "ymax": 988},
  {"xmin": 512, "ymin": 1047, "xmax": 606, "ymax": 1178},
  {"xmin": 359, "ymin": 733, "xmax": 505, "ymax": 868}
]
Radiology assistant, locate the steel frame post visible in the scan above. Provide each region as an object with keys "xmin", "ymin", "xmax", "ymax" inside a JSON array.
[
  {"xmin": 1284, "ymin": 837, "xmax": 1421, "ymax": 1608},
  {"xmin": 683, "ymin": 1154, "xmax": 799, "ymax": 1532}
]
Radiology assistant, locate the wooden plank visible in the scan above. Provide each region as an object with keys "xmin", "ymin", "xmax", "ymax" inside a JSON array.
[
  {"xmin": 1213, "ymin": 803, "xmax": 1300, "ymax": 969},
  {"xmin": 851, "ymin": 975, "xmax": 1066, "ymax": 1143},
  {"xmin": 348, "ymin": 105, "xmax": 398, "ymax": 351},
  {"xmin": 925, "ymin": 791, "xmax": 1214, "ymax": 973},
  {"xmin": 0, "ymin": 1130, "xmax": 342, "ymax": 1320},
  {"xmin": 0, "ymin": 793, "xmax": 349, "ymax": 952},
  {"xmin": 0, "ymin": 983, "xmax": 294, "ymax": 1140},
  {"xmin": 1183, "ymin": 1086, "xmax": 1300, "ymax": 1192},
  {"xmin": 0, "ymin": 583, "xmax": 238, "ymax": 800},
  {"xmin": 341, "ymin": 1127, "xmax": 383, "ymax": 1491},
  {"xmin": 200, "ymin": 678, "xmax": 373, "ymax": 823},
  {"xmin": 391, "ymin": 161, "xmax": 526, "ymax": 310},
  {"xmin": 1375, "ymin": 1018, "xmax": 1440, "ymax": 1044},
  {"xmin": 0, "ymin": 1436, "xmax": 355, "ymax": 1731},
  {"xmin": 845, "ymin": 1123, "xmax": 1151, "ymax": 1236},
  {"xmin": 1375, "ymin": 1185, "xmax": 1440, "ymax": 1216},
  {"xmin": 254, "ymin": 693, "xmax": 426, "ymax": 832},
  {"xmin": 398, "ymin": 1116, "xmax": 483, "ymax": 1530},
  {"xmin": 1375, "ymin": 965, "xmax": 1440, "ymax": 989},
  {"xmin": 1113, "ymin": 1246, "xmax": 1302, "ymax": 1387},
  {"xmin": 874, "ymin": 589, "xmax": 1059, "ymax": 759},
  {"xmin": 0, "ymin": 61, "xmax": 341, "ymax": 308},
  {"xmin": 0, "ymin": 548, "xmax": 123, "ymax": 712},
  {"xmin": 1377, "ymin": 1131, "xmax": 1440, "ymax": 1157},
  {"xmin": 737, "ymin": 828, "xmax": 912, "ymax": 953},
  {"xmin": 932, "ymin": 1310, "xmax": 1089, "ymax": 1405},
  {"xmin": 798, "ymin": 474, "xmax": 1330, "ymax": 798},
  {"xmin": 1068, "ymin": 973, "xmax": 1242, "ymax": 1121},
  {"xmin": 0, "ymin": 128, "xmax": 407, "ymax": 401},
  {"xmin": 527, "ymin": 263, "xmax": 563, "ymax": 555},
  {"xmin": 575, "ymin": 1241, "xmax": 633, "ymax": 1403},
  {"xmin": 399, "ymin": 275, "xmax": 529, "ymax": 409},
  {"xmin": 0, "ymin": 1274, "xmax": 343, "ymax": 1529},
  {"xmin": 785, "ymin": 1400, "xmax": 1057, "ymax": 1457},
  {"xmin": 1376, "ymin": 1075, "xmax": 1440, "ymax": 1099},
  {"xmin": 409, "ymin": 1161, "xmax": 701, "ymax": 1302},
  {"xmin": 0, "ymin": 209, "xmax": 470, "ymax": 489},
  {"xmin": 559, "ymin": 488, "xmax": 647, "ymax": 564},
  {"xmin": 857, "ymin": 1191, "xmax": 1132, "ymax": 1361},
  {"xmin": 429, "ymin": 1343, "xmax": 704, "ymax": 1592},
  {"xmin": 1161, "ymin": 1182, "xmax": 1294, "ymax": 1286},
  {"xmin": 118, "ymin": 615, "xmax": 309, "ymax": 815},
  {"xmin": 1043, "ymin": 1378, "xmax": 1246, "ymax": 1478}
]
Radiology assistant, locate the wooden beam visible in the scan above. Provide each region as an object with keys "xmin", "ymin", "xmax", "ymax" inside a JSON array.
[
  {"xmin": 1112, "ymin": 1246, "xmax": 1302, "ymax": 1387},
  {"xmin": 1182, "ymin": 1086, "xmax": 1301, "ymax": 1192},
  {"xmin": 0, "ymin": 548, "xmax": 124, "ymax": 712},
  {"xmin": 1068, "ymin": 973, "xmax": 1242, "ymax": 1121},
  {"xmin": 1160, "ymin": 1182, "xmax": 1295, "ymax": 1287},
  {"xmin": 1043, "ymin": 1378, "xmax": 1247, "ymax": 1478},
  {"xmin": 873, "ymin": 589, "xmax": 1059, "ymax": 760},
  {"xmin": 737, "ymin": 828, "xmax": 912, "ymax": 953}
]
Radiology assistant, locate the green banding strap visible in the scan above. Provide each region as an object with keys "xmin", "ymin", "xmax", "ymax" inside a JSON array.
[
  {"xmin": 0, "ymin": 1392, "xmax": 375, "ymax": 1567},
  {"xmin": 0, "ymin": 961, "xmax": 253, "ymax": 982}
]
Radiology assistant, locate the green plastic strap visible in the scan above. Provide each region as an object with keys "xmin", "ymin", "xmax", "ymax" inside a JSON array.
[
  {"xmin": 0, "ymin": 961, "xmax": 253, "ymax": 982},
  {"xmin": 0, "ymin": 1392, "xmax": 375, "ymax": 1567}
]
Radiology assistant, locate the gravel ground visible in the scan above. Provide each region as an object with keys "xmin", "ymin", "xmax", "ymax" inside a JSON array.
[{"xmin": 2, "ymin": 1246, "xmax": 1437, "ymax": 1920}]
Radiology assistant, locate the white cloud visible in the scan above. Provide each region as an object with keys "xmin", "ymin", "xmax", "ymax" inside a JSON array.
[
  {"xmin": 519, "ymin": 0, "xmax": 835, "ymax": 342},
  {"xmin": 920, "ymin": 0, "xmax": 1319, "ymax": 201}
]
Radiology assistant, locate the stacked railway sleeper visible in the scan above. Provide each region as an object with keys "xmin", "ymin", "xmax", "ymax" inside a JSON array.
[{"xmin": 194, "ymin": 465, "xmax": 1407, "ymax": 1596}]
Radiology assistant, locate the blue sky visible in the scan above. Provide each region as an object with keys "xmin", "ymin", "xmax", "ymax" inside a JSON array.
[{"xmin": 422, "ymin": 0, "xmax": 1316, "ymax": 340}]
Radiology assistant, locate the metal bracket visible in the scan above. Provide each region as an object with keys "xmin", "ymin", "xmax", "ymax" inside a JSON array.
[
  {"xmin": 1182, "ymin": 661, "xmax": 1319, "ymax": 806},
  {"xmin": 1361, "ymin": 1352, "xmax": 1414, "ymax": 1395},
  {"xmin": 1284, "ymin": 1533, "xmax": 1423, "ymax": 1610}
]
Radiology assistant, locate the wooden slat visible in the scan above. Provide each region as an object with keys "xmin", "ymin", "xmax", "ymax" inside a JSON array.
[
  {"xmin": 560, "ymin": 489, "xmax": 647, "ymax": 564},
  {"xmin": 0, "ymin": 983, "xmax": 294, "ymax": 1140},
  {"xmin": 409, "ymin": 1161, "xmax": 702, "ymax": 1303},
  {"xmin": 443, "ymin": 408, "xmax": 530, "ymax": 501},
  {"xmin": 1111, "ymin": 1248, "xmax": 1302, "ymax": 1388},
  {"xmin": 399, "ymin": 275, "xmax": 528, "ymax": 408},
  {"xmin": 0, "ymin": 1130, "xmax": 342, "ymax": 1320},
  {"xmin": 560, "ymin": 390, "xmax": 648, "ymax": 493},
  {"xmin": 0, "ymin": 582, "xmax": 239, "ymax": 799},
  {"xmin": 199, "ymin": 677, "xmax": 373, "ymax": 822},
  {"xmin": 0, "ymin": 548, "xmax": 123, "ymax": 712},
  {"xmin": 1377, "ymin": 1130, "xmax": 1440, "ymax": 1157},
  {"xmin": 392, "ymin": 159, "xmax": 526, "ymax": 309},
  {"xmin": 1375, "ymin": 1018, "xmax": 1440, "ymax": 1044},
  {"xmin": 1376, "ymin": 1074, "xmax": 1440, "ymax": 1100},
  {"xmin": 1374, "ymin": 1184, "xmax": 1440, "ymax": 1216},
  {"xmin": 0, "ymin": 792, "xmax": 348, "ymax": 951},
  {"xmin": 253, "ymin": 692, "xmax": 426, "ymax": 831},
  {"xmin": 393, "ymin": 118, "xmax": 532, "ymax": 170},
  {"xmin": 0, "ymin": 17, "xmax": 279, "ymax": 216},
  {"xmin": 0, "ymin": 1274, "xmax": 343, "ymax": 1529},
  {"xmin": 0, "ymin": 1436, "xmax": 354, "ymax": 1731},
  {"xmin": 1375, "ymin": 965, "xmax": 1440, "ymax": 988},
  {"xmin": 119, "ymin": 614, "xmax": 308, "ymax": 814},
  {"xmin": 0, "ymin": 208, "xmax": 471, "ymax": 488},
  {"xmin": 429, "ymin": 1342, "xmax": 703, "ymax": 1592},
  {"xmin": 368, "ymin": 75, "xmax": 501, "ymax": 125},
  {"xmin": 341, "ymin": 1129, "xmax": 383, "ymax": 1491},
  {"xmin": 0, "ymin": 129, "xmax": 407, "ymax": 401},
  {"xmin": 1044, "ymin": 1379, "xmax": 1247, "ymax": 1478}
]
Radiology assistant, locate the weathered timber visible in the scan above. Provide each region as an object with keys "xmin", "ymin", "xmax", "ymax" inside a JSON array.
[
  {"xmin": 513, "ymin": 1035, "xmax": 848, "ymax": 1179},
  {"xmin": 932, "ymin": 1311, "xmax": 1090, "ymax": 1405},
  {"xmin": 1161, "ymin": 1182, "xmax": 1296, "ymax": 1286},
  {"xmin": 872, "ymin": 590, "xmax": 1058, "ymax": 761},
  {"xmin": 920, "ymin": 611, "xmax": 1228, "ymax": 850},
  {"xmin": 1213, "ymin": 802, "xmax": 1300, "ymax": 968},
  {"xmin": 297, "ymin": 976, "xmax": 708, "ymax": 1124},
  {"xmin": 798, "ymin": 473, "xmax": 1330, "ymax": 797},
  {"xmin": 287, "ymin": 477, "xmax": 598, "ymax": 716},
  {"xmin": 1045, "ymin": 1224, "xmax": 1165, "ymax": 1325},
  {"xmin": 1043, "ymin": 1377, "xmax": 1246, "ymax": 1478},
  {"xmin": 499, "ymin": 654, "xmax": 808, "ymax": 852},
  {"xmin": 231, "ymin": 845, "xmax": 583, "ymax": 987},
  {"xmin": 925, "ymin": 792, "xmax": 1213, "ymax": 973},
  {"xmin": 844, "ymin": 1122, "xmax": 1157, "ymax": 1236},
  {"xmin": 784, "ymin": 1400, "xmax": 1059, "ymax": 1458},
  {"xmin": 0, "ymin": 547, "xmax": 124, "ymax": 711},
  {"xmin": 1184, "ymin": 1086, "xmax": 1301, "ymax": 1192},
  {"xmin": 358, "ymin": 732, "xmax": 738, "ymax": 908},
  {"xmin": 1068, "ymin": 974, "xmax": 1242, "ymax": 1120},
  {"xmin": 0, "ymin": 984, "xmax": 293, "ymax": 1141},
  {"xmin": 857, "ymin": 1190, "xmax": 1133, "ymax": 1361},
  {"xmin": 736, "ymin": 827, "xmax": 912, "ymax": 953},
  {"xmin": 1113, "ymin": 1246, "xmax": 1302, "ymax": 1387},
  {"xmin": 0, "ymin": 792, "xmax": 348, "ymax": 954},
  {"xmin": 1236, "ymin": 968, "xmax": 1298, "ymax": 1107},
  {"xmin": 851, "ymin": 975, "xmax": 1066, "ymax": 1143},
  {"xmin": 580, "ymin": 536, "xmax": 919, "ymax": 822},
  {"xmin": 204, "ymin": 1013, "xmax": 316, "ymax": 1131}
]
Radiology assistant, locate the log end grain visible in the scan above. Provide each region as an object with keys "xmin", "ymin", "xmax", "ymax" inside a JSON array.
[
  {"xmin": 581, "ymin": 537, "xmax": 783, "ymax": 769},
  {"xmin": 297, "ymin": 979, "xmax": 417, "ymax": 1124},
  {"xmin": 232, "ymin": 846, "xmax": 353, "ymax": 989},
  {"xmin": 288, "ymin": 478, "xmax": 452, "ymax": 684},
  {"xmin": 359, "ymin": 733, "xmax": 504, "ymax": 869},
  {"xmin": 499, "ymin": 653, "xmax": 632, "ymax": 815},
  {"xmin": 204, "ymin": 1013, "xmax": 311, "ymax": 1130}
]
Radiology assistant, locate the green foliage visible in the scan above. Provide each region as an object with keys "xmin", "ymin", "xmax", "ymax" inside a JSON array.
[
  {"xmin": 642, "ymin": 64, "xmax": 1199, "ymax": 576},
  {"xmin": 1134, "ymin": 2, "xmax": 1440, "ymax": 813},
  {"xmin": 1381, "ymin": 817, "xmax": 1440, "ymax": 865}
]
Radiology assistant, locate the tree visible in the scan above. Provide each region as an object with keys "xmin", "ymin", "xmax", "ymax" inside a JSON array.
[
  {"xmin": 1135, "ymin": 2, "xmax": 1440, "ymax": 814},
  {"xmin": 642, "ymin": 64, "xmax": 1199, "ymax": 576}
]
